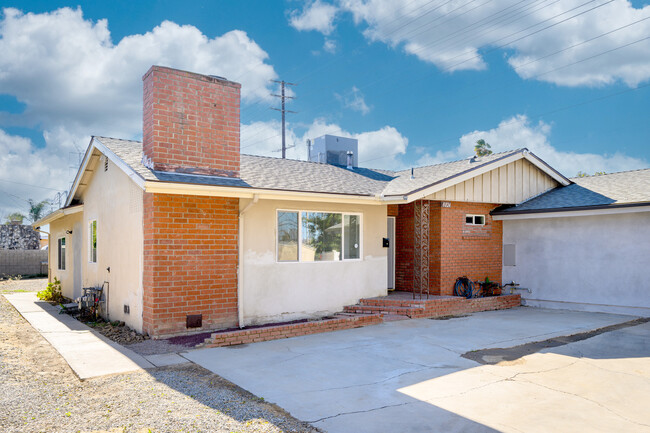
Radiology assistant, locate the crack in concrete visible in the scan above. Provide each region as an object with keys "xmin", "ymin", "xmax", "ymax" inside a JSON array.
[
  {"xmin": 296, "ymin": 367, "xmax": 431, "ymax": 394},
  {"xmin": 306, "ymin": 401, "xmax": 413, "ymax": 423},
  {"xmin": 516, "ymin": 376, "xmax": 650, "ymax": 428}
]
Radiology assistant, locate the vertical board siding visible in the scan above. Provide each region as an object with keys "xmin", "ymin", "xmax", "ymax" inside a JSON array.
[{"xmin": 424, "ymin": 158, "xmax": 559, "ymax": 204}]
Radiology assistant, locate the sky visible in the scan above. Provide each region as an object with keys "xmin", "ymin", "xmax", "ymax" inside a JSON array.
[{"xmin": 1, "ymin": 0, "xmax": 649, "ymax": 220}]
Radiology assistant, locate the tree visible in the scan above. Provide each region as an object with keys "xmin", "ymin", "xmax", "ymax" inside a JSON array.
[
  {"xmin": 576, "ymin": 171, "xmax": 606, "ymax": 178},
  {"xmin": 474, "ymin": 139, "xmax": 492, "ymax": 157},
  {"xmin": 28, "ymin": 199, "xmax": 49, "ymax": 223},
  {"xmin": 5, "ymin": 212, "xmax": 25, "ymax": 225}
]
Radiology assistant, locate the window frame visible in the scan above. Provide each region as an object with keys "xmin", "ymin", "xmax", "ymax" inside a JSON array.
[
  {"xmin": 88, "ymin": 219, "xmax": 97, "ymax": 263},
  {"xmin": 57, "ymin": 237, "xmax": 66, "ymax": 271},
  {"xmin": 276, "ymin": 209, "xmax": 363, "ymax": 263},
  {"xmin": 465, "ymin": 214, "xmax": 486, "ymax": 226}
]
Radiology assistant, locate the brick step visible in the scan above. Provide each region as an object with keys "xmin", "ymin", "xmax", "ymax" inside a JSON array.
[
  {"xmin": 359, "ymin": 298, "xmax": 426, "ymax": 308},
  {"xmin": 343, "ymin": 303, "xmax": 425, "ymax": 317}
]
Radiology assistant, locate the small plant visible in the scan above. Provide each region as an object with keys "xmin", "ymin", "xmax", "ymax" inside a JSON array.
[{"xmin": 37, "ymin": 278, "xmax": 64, "ymax": 303}]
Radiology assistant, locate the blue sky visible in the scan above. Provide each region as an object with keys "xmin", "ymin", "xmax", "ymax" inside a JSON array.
[{"xmin": 1, "ymin": 0, "xmax": 649, "ymax": 218}]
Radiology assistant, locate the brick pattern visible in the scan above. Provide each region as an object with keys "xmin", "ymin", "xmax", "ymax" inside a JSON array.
[
  {"xmin": 395, "ymin": 200, "xmax": 503, "ymax": 296},
  {"xmin": 142, "ymin": 192, "xmax": 239, "ymax": 337},
  {"xmin": 387, "ymin": 204, "xmax": 399, "ymax": 217},
  {"xmin": 344, "ymin": 294, "xmax": 520, "ymax": 319},
  {"xmin": 202, "ymin": 314, "xmax": 382, "ymax": 348},
  {"xmin": 142, "ymin": 66, "xmax": 241, "ymax": 177}
]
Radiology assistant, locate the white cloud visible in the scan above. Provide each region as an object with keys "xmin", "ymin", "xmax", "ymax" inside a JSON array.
[
  {"xmin": 0, "ymin": 7, "xmax": 277, "ymax": 137},
  {"xmin": 335, "ymin": 86, "xmax": 371, "ymax": 114},
  {"xmin": 340, "ymin": 0, "xmax": 650, "ymax": 87},
  {"xmin": 417, "ymin": 115, "xmax": 648, "ymax": 177},
  {"xmin": 241, "ymin": 118, "xmax": 408, "ymax": 169},
  {"xmin": 0, "ymin": 129, "xmax": 75, "ymax": 219},
  {"xmin": 323, "ymin": 38, "xmax": 337, "ymax": 53},
  {"xmin": 289, "ymin": 0, "xmax": 339, "ymax": 35}
]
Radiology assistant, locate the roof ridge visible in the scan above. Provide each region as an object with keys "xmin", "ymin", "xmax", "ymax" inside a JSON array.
[
  {"xmin": 93, "ymin": 135, "xmax": 143, "ymax": 144},
  {"xmin": 395, "ymin": 148, "xmax": 525, "ymax": 173},
  {"xmin": 570, "ymin": 166, "xmax": 650, "ymax": 180}
]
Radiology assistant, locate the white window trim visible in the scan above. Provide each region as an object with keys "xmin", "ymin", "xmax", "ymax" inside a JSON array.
[
  {"xmin": 57, "ymin": 237, "xmax": 66, "ymax": 271},
  {"xmin": 276, "ymin": 209, "xmax": 363, "ymax": 263},
  {"xmin": 465, "ymin": 214, "xmax": 486, "ymax": 226},
  {"xmin": 88, "ymin": 219, "xmax": 97, "ymax": 263}
]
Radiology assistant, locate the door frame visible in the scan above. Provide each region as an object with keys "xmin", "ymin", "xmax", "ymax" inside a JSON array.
[{"xmin": 387, "ymin": 216, "xmax": 396, "ymax": 291}]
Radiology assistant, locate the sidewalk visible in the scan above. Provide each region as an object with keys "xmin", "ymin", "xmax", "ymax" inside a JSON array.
[{"xmin": 4, "ymin": 292, "xmax": 154, "ymax": 380}]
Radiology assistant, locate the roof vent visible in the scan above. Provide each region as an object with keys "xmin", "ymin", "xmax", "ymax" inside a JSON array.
[{"xmin": 309, "ymin": 135, "xmax": 358, "ymax": 168}]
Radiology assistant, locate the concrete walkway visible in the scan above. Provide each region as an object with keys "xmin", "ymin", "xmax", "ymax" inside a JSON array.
[
  {"xmin": 4, "ymin": 292, "xmax": 155, "ymax": 379},
  {"xmin": 184, "ymin": 307, "xmax": 650, "ymax": 433}
]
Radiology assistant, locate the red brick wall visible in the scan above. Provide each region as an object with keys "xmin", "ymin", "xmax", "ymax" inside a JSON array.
[
  {"xmin": 395, "ymin": 202, "xmax": 414, "ymax": 291},
  {"xmin": 394, "ymin": 201, "xmax": 502, "ymax": 296},
  {"xmin": 438, "ymin": 202, "xmax": 502, "ymax": 295},
  {"xmin": 142, "ymin": 193, "xmax": 239, "ymax": 337},
  {"xmin": 142, "ymin": 66, "xmax": 241, "ymax": 177}
]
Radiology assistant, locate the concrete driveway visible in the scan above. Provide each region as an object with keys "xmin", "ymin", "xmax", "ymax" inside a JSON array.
[{"xmin": 184, "ymin": 308, "xmax": 650, "ymax": 432}]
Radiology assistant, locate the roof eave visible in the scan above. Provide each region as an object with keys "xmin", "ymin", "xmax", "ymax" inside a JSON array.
[{"xmin": 492, "ymin": 201, "xmax": 650, "ymax": 220}]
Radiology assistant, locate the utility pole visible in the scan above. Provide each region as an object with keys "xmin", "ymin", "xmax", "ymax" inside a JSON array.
[{"xmin": 271, "ymin": 80, "xmax": 296, "ymax": 159}]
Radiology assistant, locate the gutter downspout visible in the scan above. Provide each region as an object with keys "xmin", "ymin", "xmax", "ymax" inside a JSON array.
[{"xmin": 238, "ymin": 194, "xmax": 259, "ymax": 328}]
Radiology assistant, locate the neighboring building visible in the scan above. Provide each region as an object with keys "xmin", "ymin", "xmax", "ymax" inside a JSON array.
[
  {"xmin": 34, "ymin": 65, "xmax": 646, "ymax": 338},
  {"xmin": 493, "ymin": 169, "xmax": 650, "ymax": 316},
  {"xmin": 0, "ymin": 224, "xmax": 48, "ymax": 277}
]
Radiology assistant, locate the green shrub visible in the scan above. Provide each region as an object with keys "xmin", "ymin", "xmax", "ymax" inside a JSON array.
[{"xmin": 37, "ymin": 278, "xmax": 64, "ymax": 303}]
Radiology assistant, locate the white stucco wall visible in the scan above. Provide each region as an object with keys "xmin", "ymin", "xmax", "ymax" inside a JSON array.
[
  {"xmin": 241, "ymin": 199, "xmax": 388, "ymax": 325},
  {"xmin": 50, "ymin": 212, "xmax": 83, "ymax": 300},
  {"xmin": 502, "ymin": 210, "xmax": 650, "ymax": 316},
  {"xmin": 80, "ymin": 156, "xmax": 144, "ymax": 332}
]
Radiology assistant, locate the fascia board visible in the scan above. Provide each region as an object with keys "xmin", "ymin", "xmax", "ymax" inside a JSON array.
[
  {"xmin": 493, "ymin": 203, "xmax": 650, "ymax": 220},
  {"xmin": 144, "ymin": 181, "xmax": 384, "ymax": 205}
]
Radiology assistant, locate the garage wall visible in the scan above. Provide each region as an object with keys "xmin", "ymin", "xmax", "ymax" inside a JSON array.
[
  {"xmin": 241, "ymin": 199, "xmax": 387, "ymax": 326},
  {"xmin": 502, "ymin": 210, "xmax": 650, "ymax": 316}
]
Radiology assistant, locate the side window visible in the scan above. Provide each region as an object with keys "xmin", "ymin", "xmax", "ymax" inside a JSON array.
[
  {"xmin": 57, "ymin": 238, "xmax": 66, "ymax": 270},
  {"xmin": 89, "ymin": 220, "xmax": 97, "ymax": 263},
  {"xmin": 465, "ymin": 214, "xmax": 486, "ymax": 225}
]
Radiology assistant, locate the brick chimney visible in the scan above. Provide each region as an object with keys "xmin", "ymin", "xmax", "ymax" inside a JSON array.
[{"xmin": 142, "ymin": 66, "xmax": 241, "ymax": 177}]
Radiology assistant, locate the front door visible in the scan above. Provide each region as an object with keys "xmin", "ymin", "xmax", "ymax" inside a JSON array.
[{"xmin": 387, "ymin": 217, "xmax": 395, "ymax": 290}]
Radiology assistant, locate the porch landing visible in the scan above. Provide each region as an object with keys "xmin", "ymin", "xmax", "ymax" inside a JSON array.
[{"xmin": 343, "ymin": 291, "xmax": 521, "ymax": 320}]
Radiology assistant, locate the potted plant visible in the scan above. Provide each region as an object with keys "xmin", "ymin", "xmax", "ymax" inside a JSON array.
[{"xmin": 480, "ymin": 277, "xmax": 501, "ymax": 296}]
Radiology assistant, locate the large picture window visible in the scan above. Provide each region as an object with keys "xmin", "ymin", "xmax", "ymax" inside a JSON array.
[
  {"xmin": 277, "ymin": 210, "xmax": 361, "ymax": 262},
  {"xmin": 89, "ymin": 220, "xmax": 97, "ymax": 263},
  {"xmin": 57, "ymin": 237, "xmax": 66, "ymax": 270}
]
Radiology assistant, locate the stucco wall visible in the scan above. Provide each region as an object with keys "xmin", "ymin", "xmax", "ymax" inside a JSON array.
[
  {"xmin": 80, "ymin": 156, "xmax": 144, "ymax": 332},
  {"xmin": 502, "ymin": 210, "xmax": 650, "ymax": 316},
  {"xmin": 50, "ymin": 212, "xmax": 83, "ymax": 298},
  {"xmin": 241, "ymin": 199, "xmax": 387, "ymax": 325}
]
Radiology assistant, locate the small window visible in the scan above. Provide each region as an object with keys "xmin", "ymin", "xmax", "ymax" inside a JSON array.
[
  {"xmin": 465, "ymin": 214, "xmax": 486, "ymax": 225},
  {"xmin": 57, "ymin": 238, "xmax": 66, "ymax": 270},
  {"xmin": 89, "ymin": 220, "xmax": 97, "ymax": 263},
  {"xmin": 278, "ymin": 211, "xmax": 299, "ymax": 262}
]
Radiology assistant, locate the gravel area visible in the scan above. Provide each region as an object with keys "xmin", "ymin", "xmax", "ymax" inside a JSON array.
[{"xmin": 0, "ymin": 279, "xmax": 320, "ymax": 433}]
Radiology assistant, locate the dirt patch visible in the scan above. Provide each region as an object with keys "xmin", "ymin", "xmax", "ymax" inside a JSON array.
[
  {"xmin": 0, "ymin": 279, "xmax": 320, "ymax": 433},
  {"xmin": 462, "ymin": 317, "xmax": 650, "ymax": 365}
]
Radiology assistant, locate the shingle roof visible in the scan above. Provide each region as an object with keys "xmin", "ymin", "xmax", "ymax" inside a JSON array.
[
  {"xmin": 93, "ymin": 136, "xmax": 555, "ymax": 199},
  {"xmin": 381, "ymin": 149, "xmax": 524, "ymax": 196},
  {"xmin": 497, "ymin": 168, "xmax": 650, "ymax": 213}
]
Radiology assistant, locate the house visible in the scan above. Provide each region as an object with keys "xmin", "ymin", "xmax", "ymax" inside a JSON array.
[{"xmin": 34, "ymin": 65, "xmax": 646, "ymax": 338}]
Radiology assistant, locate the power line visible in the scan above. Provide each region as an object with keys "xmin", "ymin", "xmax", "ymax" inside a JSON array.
[{"xmin": 0, "ymin": 178, "xmax": 65, "ymax": 191}]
